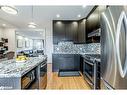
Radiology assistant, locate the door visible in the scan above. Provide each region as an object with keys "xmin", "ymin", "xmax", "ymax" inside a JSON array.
[{"xmin": 101, "ymin": 6, "xmax": 127, "ymax": 89}]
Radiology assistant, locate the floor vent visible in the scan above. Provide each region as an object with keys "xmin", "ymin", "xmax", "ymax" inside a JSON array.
[{"xmin": 58, "ymin": 70, "xmax": 81, "ymax": 77}]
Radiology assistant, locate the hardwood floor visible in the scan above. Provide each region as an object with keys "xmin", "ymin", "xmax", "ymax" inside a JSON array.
[{"xmin": 46, "ymin": 64, "xmax": 91, "ymax": 90}]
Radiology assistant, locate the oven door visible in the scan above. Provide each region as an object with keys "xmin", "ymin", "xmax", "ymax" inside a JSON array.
[
  {"xmin": 39, "ymin": 62, "xmax": 47, "ymax": 89},
  {"xmin": 83, "ymin": 59, "xmax": 95, "ymax": 88}
]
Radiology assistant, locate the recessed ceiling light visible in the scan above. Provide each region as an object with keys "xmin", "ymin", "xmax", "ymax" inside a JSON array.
[
  {"xmin": 2, "ymin": 24, "xmax": 6, "ymax": 27},
  {"xmin": 77, "ymin": 14, "xmax": 81, "ymax": 18},
  {"xmin": 25, "ymin": 38, "xmax": 28, "ymax": 41},
  {"xmin": 1, "ymin": 6, "xmax": 18, "ymax": 15},
  {"xmin": 83, "ymin": 19, "xmax": 86, "ymax": 22},
  {"xmin": 18, "ymin": 36, "xmax": 23, "ymax": 40},
  {"xmin": 57, "ymin": 21, "xmax": 62, "ymax": 24},
  {"xmin": 56, "ymin": 14, "xmax": 60, "ymax": 18},
  {"xmin": 73, "ymin": 22, "xmax": 78, "ymax": 25},
  {"xmin": 82, "ymin": 5, "xmax": 86, "ymax": 8},
  {"xmin": 28, "ymin": 22, "xmax": 36, "ymax": 28}
]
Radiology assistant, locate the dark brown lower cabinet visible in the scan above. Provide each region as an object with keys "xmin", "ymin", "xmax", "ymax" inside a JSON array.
[
  {"xmin": 80, "ymin": 55, "xmax": 84, "ymax": 74},
  {"xmin": 52, "ymin": 54, "xmax": 80, "ymax": 72}
]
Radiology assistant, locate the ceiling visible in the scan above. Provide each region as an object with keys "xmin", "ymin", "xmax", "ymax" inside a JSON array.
[
  {"xmin": 16, "ymin": 29, "xmax": 45, "ymax": 39},
  {"xmin": 0, "ymin": 6, "xmax": 94, "ymax": 29},
  {"xmin": 0, "ymin": 6, "xmax": 94, "ymax": 39}
]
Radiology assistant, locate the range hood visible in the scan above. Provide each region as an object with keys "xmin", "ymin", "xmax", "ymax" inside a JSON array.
[{"xmin": 88, "ymin": 28, "xmax": 101, "ymax": 38}]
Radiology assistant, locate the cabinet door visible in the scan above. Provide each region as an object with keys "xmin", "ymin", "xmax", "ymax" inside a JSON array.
[
  {"xmin": 52, "ymin": 54, "xmax": 76, "ymax": 72},
  {"xmin": 53, "ymin": 21, "xmax": 79, "ymax": 44},
  {"xmin": 80, "ymin": 56, "xmax": 84, "ymax": 73},
  {"xmin": 53, "ymin": 21, "xmax": 66, "ymax": 44},
  {"xmin": 59, "ymin": 55, "xmax": 75, "ymax": 71},
  {"xmin": 65, "ymin": 21, "xmax": 78, "ymax": 43},
  {"xmin": 74, "ymin": 54, "xmax": 80, "ymax": 70},
  {"xmin": 78, "ymin": 19, "xmax": 86, "ymax": 44},
  {"xmin": 52, "ymin": 54, "xmax": 60, "ymax": 72},
  {"xmin": 65, "ymin": 22, "xmax": 73, "ymax": 42},
  {"xmin": 70, "ymin": 22, "xmax": 78, "ymax": 43}
]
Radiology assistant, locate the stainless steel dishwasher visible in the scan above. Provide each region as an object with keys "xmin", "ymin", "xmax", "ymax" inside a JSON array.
[{"xmin": 39, "ymin": 60, "xmax": 47, "ymax": 89}]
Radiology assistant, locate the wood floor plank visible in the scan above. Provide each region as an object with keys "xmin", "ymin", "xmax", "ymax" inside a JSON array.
[{"xmin": 46, "ymin": 64, "xmax": 91, "ymax": 90}]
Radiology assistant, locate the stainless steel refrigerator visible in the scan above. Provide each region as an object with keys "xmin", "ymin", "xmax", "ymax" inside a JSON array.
[{"xmin": 100, "ymin": 6, "xmax": 127, "ymax": 89}]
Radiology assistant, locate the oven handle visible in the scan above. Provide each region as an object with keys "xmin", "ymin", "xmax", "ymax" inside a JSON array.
[
  {"xmin": 84, "ymin": 59, "xmax": 94, "ymax": 66},
  {"xmin": 85, "ymin": 78, "xmax": 94, "ymax": 86}
]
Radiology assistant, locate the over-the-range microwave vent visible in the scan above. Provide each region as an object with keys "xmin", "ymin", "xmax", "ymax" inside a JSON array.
[{"xmin": 88, "ymin": 28, "xmax": 101, "ymax": 38}]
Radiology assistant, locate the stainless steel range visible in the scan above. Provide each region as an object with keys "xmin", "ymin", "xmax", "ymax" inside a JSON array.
[{"xmin": 82, "ymin": 54, "xmax": 100, "ymax": 89}]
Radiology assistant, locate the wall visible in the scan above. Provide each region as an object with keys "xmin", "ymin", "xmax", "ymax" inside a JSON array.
[
  {"xmin": 16, "ymin": 35, "xmax": 33, "ymax": 52},
  {"xmin": 53, "ymin": 42, "xmax": 100, "ymax": 54},
  {"xmin": 33, "ymin": 39, "xmax": 44, "ymax": 50},
  {"xmin": 0, "ymin": 28, "xmax": 16, "ymax": 52},
  {"xmin": 0, "ymin": 28, "xmax": 4, "ymax": 41},
  {"xmin": 45, "ymin": 21, "xmax": 53, "ymax": 63}
]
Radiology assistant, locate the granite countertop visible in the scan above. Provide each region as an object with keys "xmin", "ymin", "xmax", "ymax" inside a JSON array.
[
  {"xmin": 53, "ymin": 52, "xmax": 79, "ymax": 54},
  {"xmin": 53, "ymin": 52, "xmax": 100, "ymax": 55},
  {"xmin": 0, "ymin": 55, "xmax": 47, "ymax": 77},
  {"xmin": 53, "ymin": 52, "xmax": 96, "ymax": 54}
]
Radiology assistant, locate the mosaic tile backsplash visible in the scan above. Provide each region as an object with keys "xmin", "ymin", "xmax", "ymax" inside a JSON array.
[{"xmin": 53, "ymin": 42, "xmax": 100, "ymax": 54}]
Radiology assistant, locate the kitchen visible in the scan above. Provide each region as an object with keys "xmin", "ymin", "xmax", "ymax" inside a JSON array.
[{"xmin": 0, "ymin": 5, "xmax": 127, "ymax": 90}]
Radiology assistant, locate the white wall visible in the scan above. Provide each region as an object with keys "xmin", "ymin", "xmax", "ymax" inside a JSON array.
[
  {"xmin": 45, "ymin": 21, "xmax": 53, "ymax": 63},
  {"xmin": 33, "ymin": 39, "xmax": 44, "ymax": 50},
  {"xmin": 3, "ymin": 29, "xmax": 16, "ymax": 52},
  {"xmin": 16, "ymin": 35, "xmax": 33, "ymax": 51},
  {"xmin": 0, "ymin": 28, "xmax": 16, "ymax": 52},
  {"xmin": 0, "ymin": 28, "xmax": 4, "ymax": 40}
]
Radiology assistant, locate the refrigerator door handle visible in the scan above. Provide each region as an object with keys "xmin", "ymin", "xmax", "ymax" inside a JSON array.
[{"xmin": 116, "ymin": 11, "xmax": 127, "ymax": 78}]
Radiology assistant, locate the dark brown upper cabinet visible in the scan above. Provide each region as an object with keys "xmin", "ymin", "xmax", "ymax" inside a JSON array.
[
  {"xmin": 77, "ymin": 19, "xmax": 86, "ymax": 44},
  {"xmin": 53, "ymin": 21, "xmax": 66, "ymax": 44},
  {"xmin": 53, "ymin": 20, "xmax": 79, "ymax": 44},
  {"xmin": 65, "ymin": 21, "xmax": 78, "ymax": 43},
  {"xmin": 86, "ymin": 6, "xmax": 106, "ymax": 43},
  {"xmin": 86, "ymin": 7, "xmax": 100, "ymax": 36}
]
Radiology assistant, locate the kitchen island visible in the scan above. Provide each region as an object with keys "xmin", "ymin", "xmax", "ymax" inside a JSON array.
[{"xmin": 0, "ymin": 55, "xmax": 47, "ymax": 90}]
